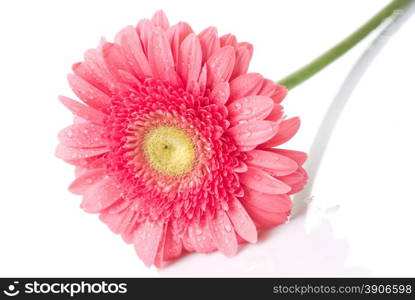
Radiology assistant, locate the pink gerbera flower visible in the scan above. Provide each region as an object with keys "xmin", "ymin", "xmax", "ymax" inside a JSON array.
[{"xmin": 56, "ymin": 10, "xmax": 307, "ymax": 267}]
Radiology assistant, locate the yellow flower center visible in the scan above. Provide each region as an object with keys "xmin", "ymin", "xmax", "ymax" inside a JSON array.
[{"xmin": 143, "ymin": 126, "xmax": 195, "ymax": 176}]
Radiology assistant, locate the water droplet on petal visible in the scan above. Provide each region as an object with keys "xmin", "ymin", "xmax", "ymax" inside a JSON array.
[
  {"xmin": 242, "ymin": 108, "xmax": 253, "ymax": 115},
  {"xmin": 234, "ymin": 103, "xmax": 242, "ymax": 110},
  {"xmin": 239, "ymin": 130, "xmax": 252, "ymax": 138},
  {"xmin": 253, "ymin": 174, "xmax": 262, "ymax": 181}
]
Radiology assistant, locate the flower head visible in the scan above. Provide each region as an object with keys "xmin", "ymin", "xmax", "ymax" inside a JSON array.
[{"xmin": 57, "ymin": 10, "xmax": 307, "ymax": 267}]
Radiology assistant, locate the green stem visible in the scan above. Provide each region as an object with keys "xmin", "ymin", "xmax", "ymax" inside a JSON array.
[{"xmin": 277, "ymin": 0, "xmax": 412, "ymax": 90}]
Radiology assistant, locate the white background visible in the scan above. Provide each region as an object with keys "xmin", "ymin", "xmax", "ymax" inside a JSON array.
[{"xmin": 0, "ymin": 0, "xmax": 414, "ymax": 277}]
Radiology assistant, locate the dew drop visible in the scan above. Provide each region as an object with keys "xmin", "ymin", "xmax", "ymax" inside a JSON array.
[
  {"xmin": 239, "ymin": 130, "xmax": 252, "ymax": 138},
  {"xmin": 253, "ymin": 174, "xmax": 262, "ymax": 181},
  {"xmin": 242, "ymin": 108, "xmax": 253, "ymax": 115},
  {"xmin": 224, "ymin": 224, "xmax": 232, "ymax": 232}
]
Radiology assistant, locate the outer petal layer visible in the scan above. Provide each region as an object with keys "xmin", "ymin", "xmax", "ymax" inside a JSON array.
[
  {"xmin": 228, "ymin": 121, "xmax": 279, "ymax": 147},
  {"xmin": 134, "ymin": 220, "xmax": 164, "ymax": 267},
  {"xmin": 81, "ymin": 177, "xmax": 123, "ymax": 213},
  {"xmin": 239, "ymin": 167, "xmax": 291, "ymax": 194}
]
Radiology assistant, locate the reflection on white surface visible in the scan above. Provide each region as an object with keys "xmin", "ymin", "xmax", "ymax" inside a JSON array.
[{"xmin": 160, "ymin": 203, "xmax": 368, "ymax": 277}]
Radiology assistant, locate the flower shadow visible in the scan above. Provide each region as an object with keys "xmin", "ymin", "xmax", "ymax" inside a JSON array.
[{"xmin": 159, "ymin": 206, "xmax": 368, "ymax": 276}]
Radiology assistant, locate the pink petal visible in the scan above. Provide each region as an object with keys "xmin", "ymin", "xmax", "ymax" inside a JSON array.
[
  {"xmin": 239, "ymin": 166, "xmax": 291, "ymax": 194},
  {"xmin": 148, "ymin": 27, "xmax": 181, "ymax": 86},
  {"xmin": 219, "ymin": 33, "xmax": 237, "ymax": 47},
  {"xmin": 228, "ymin": 120, "xmax": 279, "ymax": 147},
  {"xmin": 59, "ymin": 96, "xmax": 106, "ymax": 124},
  {"xmin": 198, "ymin": 27, "xmax": 219, "ymax": 62},
  {"xmin": 185, "ymin": 219, "xmax": 216, "ymax": 253},
  {"xmin": 167, "ymin": 22, "xmax": 193, "ymax": 66},
  {"xmin": 115, "ymin": 26, "xmax": 152, "ymax": 77},
  {"xmin": 67, "ymin": 74, "xmax": 111, "ymax": 111},
  {"xmin": 181, "ymin": 232, "xmax": 194, "ymax": 252},
  {"xmin": 178, "ymin": 33, "xmax": 202, "ymax": 90},
  {"xmin": 72, "ymin": 62, "xmax": 110, "ymax": 96},
  {"xmin": 61, "ymin": 157, "xmax": 91, "ymax": 168},
  {"xmin": 198, "ymin": 64, "xmax": 207, "ymax": 95},
  {"xmin": 243, "ymin": 188, "xmax": 292, "ymax": 213},
  {"xmin": 244, "ymin": 205, "xmax": 289, "ymax": 227},
  {"xmin": 246, "ymin": 149, "xmax": 298, "ymax": 176},
  {"xmin": 278, "ymin": 167, "xmax": 308, "ymax": 195},
  {"xmin": 239, "ymin": 145, "xmax": 257, "ymax": 152},
  {"xmin": 71, "ymin": 157, "xmax": 106, "ymax": 174},
  {"xmin": 134, "ymin": 220, "xmax": 164, "ymax": 267},
  {"xmin": 261, "ymin": 117, "xmax": 301, "ymax": 148},
  {"xmin": 105, "ymin": 198, "xmax": 131, "ymax": 214},
  {"xmin": 229, "ymin": 73, "xmax": 263, "ymax": 100},
  {"xmin": 228, "ymin": 95, "xmax": 274, "ymax": 124},
  {"xmin": 73, "ymin": 115, "xmax": 87, "ymax": 124},
  {"xmin": 58, "ymin": 123, "xmax": 108, "ymax": 148},
  {"xmin": 227, "ymin": 198, "xmax": 257, "ymax": 243},
  {"xmin": 102, "ymin": 42, "xmax": 133, "ymax": 81},
  {"xmin": 81, "ymin": 177, "xmax": 123, "ymax": 213},
  {"xmin": 163, "ymin": 225, "xmax": 183, "ymax": 261},
  {"xmin": 74, "ymin": 165, "xmax": 91, "ymax": 175},
  {"xmin": 265, "ymin": 104, "xmax": 284, "ymax": 122},
  {"xmin": 73, "ymin": 160, "xmax": 93, "ymax": 176},
  {"xmin": 259, "ymin": 79, "xmax": 277, "ymax": 97},
  {"xmin": 151, "ymin": 10, "xmax": 169, "ymax": 30},
  {"xmin": 208, "ymin": 210, "xmax": 238, "ymax": 257},
  {"xmin": 268, "ymin": 149, "xmax": 308, "ymax": 166},
  {"xmin": 231, "ymin": 42, "xmax": 253, "ymax": 80},
  {"xmin": 234, "ymin": 161, "xmax": 248, "ymax": 173},
  {"xmin": 70, "ymin": 156, "xmax": 105, "ymax": 170},
  {"xmin": 99, "ymin": 207, "xmax": 136, "ymax": 235},
  {"xmin": 117, "ymin": 69, "xmax": 141, "ymax": 87},
  {"xmin": 136, "ymin": 19, "xmax": 153, "ymax": 54},
  {"xmin": 209, "ymin": 82, "xmax": 230, "ymax": 106},
  {"xmin": 206, "ymin": 46, "xmax": 235, "ymax": 87},
  {"xmin": 271, "ymin": 84, "xmax": 288, "ymax": 104},
  {"xmin": 186, "ymin": 80, "xmax": 200, "ymax": 96},
  {"xmin": 68, "ymin": 168, "xmax": 106, "ymax": 195},
  {"xmin": 154, "ymin": 227, "xmax": 168, "ymax": 268},
  {"xmin": 121, "ymin": 213, "xmax": 140, "ymax": 244},
  {"xmin": 73, "ymin": 49, "xmax": 115, "ymax": 96},
  {"xmin": 55, "ymin": 144, "xmax": 108, "ymax": 162},
  {"xmin": 85, "ymin": 156, "xmax": 106, "ymax": 169}
]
